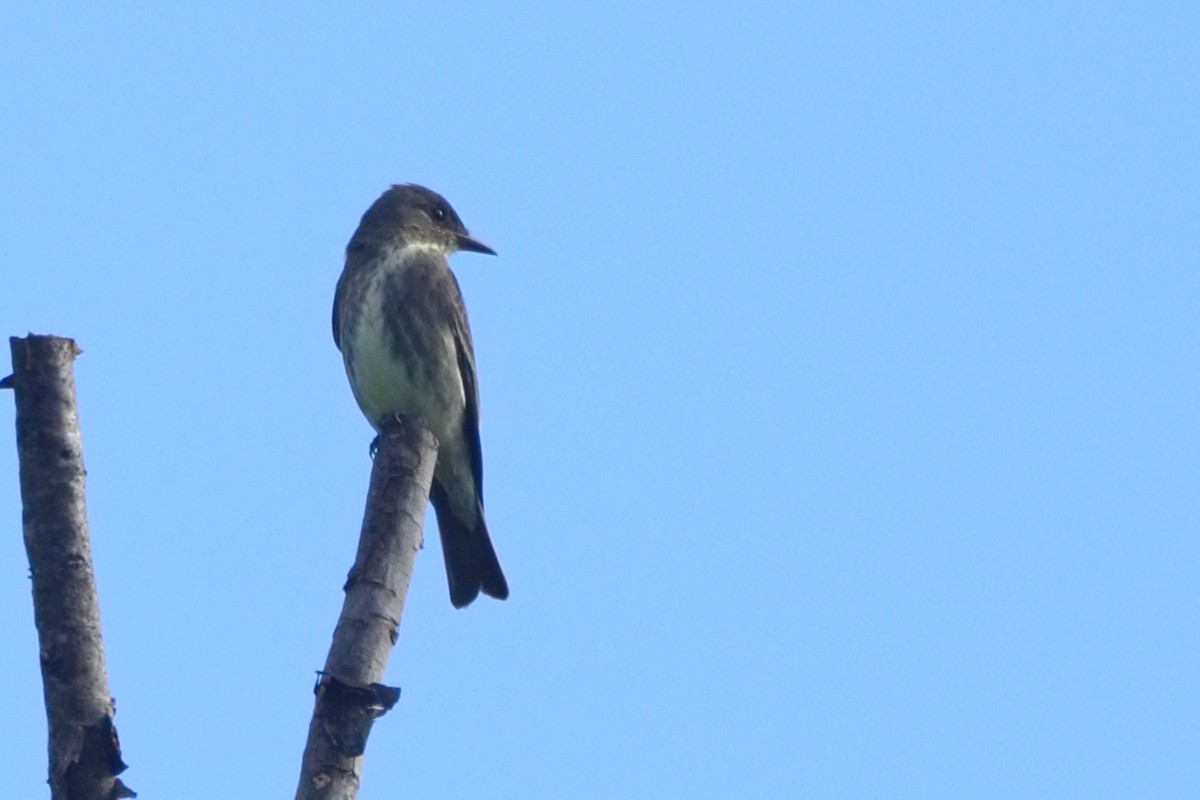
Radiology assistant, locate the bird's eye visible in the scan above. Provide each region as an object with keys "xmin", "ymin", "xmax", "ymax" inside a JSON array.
[{"xmin": 431, "ymin": 206, "xmax": 447, "ymax": 223}]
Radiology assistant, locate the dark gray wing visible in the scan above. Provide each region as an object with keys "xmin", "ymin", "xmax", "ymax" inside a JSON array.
[
  {"xmin": 447, "ymin": 271, "xmax": 485, "ymax": 502},
  {"xmin": 332, "ymin": 267, "xmax": 349, "ymax": 352},
  {"xmin": 333, "ymin": 243, "xmax": 372, "ymax": 352}
]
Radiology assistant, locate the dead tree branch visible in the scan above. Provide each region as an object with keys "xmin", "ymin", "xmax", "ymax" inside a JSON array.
[
  {"xmin": 5, "ymin": 334, "xmax": 134, "ymax": 800},
  {"xmin": 294, "ymin": 415, "xmax": 438, "ymax": 800}
]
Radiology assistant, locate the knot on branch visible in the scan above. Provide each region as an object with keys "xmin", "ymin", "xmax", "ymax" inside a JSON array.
[{"xmin": 312, "ymin": 672, "xmax": 401, "ymax": 758}]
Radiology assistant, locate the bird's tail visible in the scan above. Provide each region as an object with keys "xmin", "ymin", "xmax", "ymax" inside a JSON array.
[{"xmin": 430, "ymin": 482, "xmax": 509, "ymax": 608}]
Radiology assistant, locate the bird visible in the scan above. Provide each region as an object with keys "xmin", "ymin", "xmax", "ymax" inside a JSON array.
[{"xmin": 332, "ymin": 184, "xmax": 508, "ymax": 608}]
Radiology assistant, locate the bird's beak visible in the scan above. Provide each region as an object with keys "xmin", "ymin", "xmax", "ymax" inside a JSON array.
[{"xmin": 456, "ymin": 233, "xmax": 497, "ymax": 256}]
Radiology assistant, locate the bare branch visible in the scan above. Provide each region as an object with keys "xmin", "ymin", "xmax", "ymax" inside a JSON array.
[
  {"xmin": 295, "ymin": 414, "xmax": 438, "ymax": 800},
  {"xmin": 6, "ymin": 334, "xmax": 134, "ymax": 800}
]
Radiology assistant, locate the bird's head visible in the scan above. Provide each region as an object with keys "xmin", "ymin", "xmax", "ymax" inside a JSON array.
[{"xmin": 351, "ymin": 183, "xmax": 496, "ymax": 257}]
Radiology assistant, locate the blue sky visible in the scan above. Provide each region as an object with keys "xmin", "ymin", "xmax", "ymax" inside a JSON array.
[{"xmin": 2, "ymin": 3, "xmax": 1197, "ymax": 798}]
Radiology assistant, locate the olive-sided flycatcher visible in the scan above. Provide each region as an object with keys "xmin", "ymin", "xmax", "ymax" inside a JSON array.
[{"xmin": 332, "ymin": 184, "xmax": 508, "ymax": 608}]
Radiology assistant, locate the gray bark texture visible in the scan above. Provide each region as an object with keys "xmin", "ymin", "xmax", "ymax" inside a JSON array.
[
  {"xmin": 5, "ymin": 334, "xmax": 134, "ymax": 800},
  {"xmin": 295, "ymin": 415, "xmax": 438, "ymax": 800}
]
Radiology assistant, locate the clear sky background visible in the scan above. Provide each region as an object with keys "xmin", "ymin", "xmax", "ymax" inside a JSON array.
[{"xmin": 1, "ymin": 3, "xmax": 1196, "ymax": 798}]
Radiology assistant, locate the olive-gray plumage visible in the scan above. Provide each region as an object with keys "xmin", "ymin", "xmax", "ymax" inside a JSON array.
[{"xmin": 333, "ymin": 184, "xmax": 507, "ymax": 608}]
